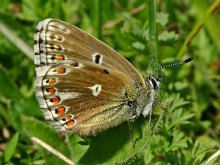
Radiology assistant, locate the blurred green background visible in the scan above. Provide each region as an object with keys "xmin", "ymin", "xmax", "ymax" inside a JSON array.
[{"xmin": 0, "ymin": 0, "xmax": 220, "ymax": 164}]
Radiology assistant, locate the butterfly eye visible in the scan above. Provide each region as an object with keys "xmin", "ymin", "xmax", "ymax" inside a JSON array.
[
  {"xmin": 151, "ymin": 78, "xmax": 157, "ymax": 89},
  {"xmin": 146, "ymin": 77, "xmax": 159, "ymax": 90}
]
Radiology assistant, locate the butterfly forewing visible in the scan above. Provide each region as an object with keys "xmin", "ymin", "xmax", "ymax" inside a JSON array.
[
  {"xmin": 34, "ymin": 18, "xmax": 146, "ymax": 136},
  {"xmin": 34, "ymin": 19, "xmax": 145, "ymax": 85}
]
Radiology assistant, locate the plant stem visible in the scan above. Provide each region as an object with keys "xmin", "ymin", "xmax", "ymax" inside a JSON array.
[
  {"xmin": 102, "ymin": 4, "xmax": 146, "ymax": 30},
  {"xmin": 177, "ymin": 0, "xmax": 220, "ymax": 59},
  {"xmin": 0, "ymin": 21, "xmax": 34, "ymax": 61},
  {"xmin": 94, "ymin": 0, "xmax": 102, "ymax": 40},
  {"xmin": 148, "ymin": 0, "xmax": 158, "ymax": 67},
  {"xmin": 31, "ymin": 137, "xmax": 75, "ymax": 165}
]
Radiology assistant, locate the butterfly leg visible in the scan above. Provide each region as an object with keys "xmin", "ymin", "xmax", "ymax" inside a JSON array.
[
  {"xmin": 148, "ymin": 111, "xmax": 153, "ymax": 135},
  {"xmin": 148, "ymin": 98, "xmax": 168, "ymax": 134},
  {"xmin": 155, "ymin": 97, "xmax": 169, "ymax": 109}
]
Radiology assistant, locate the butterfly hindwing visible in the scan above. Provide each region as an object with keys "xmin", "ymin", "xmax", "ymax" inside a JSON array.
[{"xmin": 34, "ymin": 61, "xmax": 138, "ymax": 136}]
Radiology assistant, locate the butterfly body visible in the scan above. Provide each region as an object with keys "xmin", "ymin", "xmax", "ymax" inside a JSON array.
[{"xmin": 34, "ymin": 19, "xmax": 158, "ymax": 137}]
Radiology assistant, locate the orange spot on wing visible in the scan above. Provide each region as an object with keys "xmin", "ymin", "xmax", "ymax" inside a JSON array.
[
  {"xmin": 66, "ymin": 120, "xmax": 74, "ymax": 127},
  {"xmin": 56, "ymin": 55, "xmax": 64, "ymax": 61},
  {"xmin": 70, "ymin": 62, "xmax": 79, "ymax": 67},
  {"xmin": 47, "ymin": 88, "xmax": 55, "ymax": 94},
  {"xmin": 57, "ymin": 67, "xmax": 65, "ymax": 74},
  {"xmin": 66, "ymin": 115, "xmax": 72, "ymax": 120},
  {"xmin": 52, "ymin": 96, "xmax": 60, "ymax": 104},
  {"xmin": 49, "ymin": 78, "xmax": 55, "ymax": 85},
  {"xmin": 56, "ymin": 106, "xmax": 65, "ymax": 116}
]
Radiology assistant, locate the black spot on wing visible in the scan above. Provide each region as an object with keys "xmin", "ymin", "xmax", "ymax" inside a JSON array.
[
  {"xmin": 95, "ymin": 86, "xmax": 99, "ymax": 92},
  {"xmin": 103, "ymin": 69, "xmax": 109, "ymax": 74},
  {"xmin": 95, "ymin": 54, "xmax": 101, "ymax": 64}
]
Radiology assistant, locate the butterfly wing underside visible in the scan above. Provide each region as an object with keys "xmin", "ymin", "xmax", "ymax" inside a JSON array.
[{"xmin": 34, "ymin": 19, "xmax": 145, "ymax": 136}]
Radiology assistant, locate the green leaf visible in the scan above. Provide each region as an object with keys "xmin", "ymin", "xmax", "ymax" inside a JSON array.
[
  {"xmin": 132, "ymin": 23, "xmax": 145, "ymax": 37},
  {"xmin": 132, "ymin": 41, "xmax": 146, "ymax": 51},
  {"xmin": 170, "ymin": 109, "xmax": 195, "ymax": 128},
  {"xmin": 21, "ymin": 116, "xmax": 75, "ymax": 165},
  {"xmin": 0, "ymin": 65, "xmax": 21, "ymax": 99},
  {"xmin": 169, "ymin": 94, "xmax": 190, "ymax": 112},
  {"xmin": 169, "ymin": 131, "xmax": 187, "ymax": 150},
  {"xmin": 3, "ymin": 132, "xmax": 19, "ymax": 163},
  {"xmin": 67, "ymin": 135, "xmax": 89, "ymax": 162},
  {"xmin": 157, "ymin": 12, "xmax": 169, "ymax": 26},
  {"xmin": 77, "ymin": 108, "xmax": 164, "ymax": 165},
  {"xmin": 158, "ymin": 31, "xmax": 178, "ymax": 44},
  {"xmin": 0, "ymin": 0, "xmax": 9, "ymax": 11}
]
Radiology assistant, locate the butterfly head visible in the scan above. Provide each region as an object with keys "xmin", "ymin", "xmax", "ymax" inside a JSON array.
[
  {"xmin": 140, "ymin": 57, "xmax": 193, "ymax": 117},
  {"xmin": 146, "ymin": 57, "xmax": 194, "ymax": 90},
  {"xmin": 146, "ymin": 76, "xmax": 161, "ymax": 90}
]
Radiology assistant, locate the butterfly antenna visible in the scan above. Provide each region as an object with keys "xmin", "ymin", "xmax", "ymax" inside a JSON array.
[
  {"xmin": 148, "ymin": 56, "xmax": 156, "ymax": 76},
  {"xmin": 153, "ymin": 57, "xmax": 193, "ymax": 74}
]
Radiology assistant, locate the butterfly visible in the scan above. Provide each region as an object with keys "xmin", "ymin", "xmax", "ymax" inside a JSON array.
[{"xmin": 34, "ymin": 18, "xmax": 193, "ymax": 137}]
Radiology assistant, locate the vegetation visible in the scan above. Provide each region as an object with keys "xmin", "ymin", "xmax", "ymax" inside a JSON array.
[{"xmin": 0, "ymin": 0, "xmax": 220, "ymax": 164}]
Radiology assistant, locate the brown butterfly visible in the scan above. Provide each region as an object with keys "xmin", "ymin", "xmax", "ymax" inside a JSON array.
[{"xmin": 34, "ymin": 19, "xmax": 193, "ymax": 137}]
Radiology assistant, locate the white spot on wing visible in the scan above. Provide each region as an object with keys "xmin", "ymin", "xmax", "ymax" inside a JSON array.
[
  {"xmin": 34, "ymin": 77, "xmax": 47, "ymax": 109},
  {"xmin": 88, "ymin": 84, "xmax": 102, "ymax": 96},
  {"xmin": 43, "ymin": 110, "xmax": 54, "ymax": 120},
  {"xmin": 46, "ymin": 92, "xmax": 79, "ymax": 107},
  {"xmin": 58, "ymin": 92, "xmax": 79, "ymax": 100},
  {"xmin": 92, "ymin": 53, "xmax": 103, "ymax": 65},
  {"xmin": 35, "ymin": 66, "xmax": 52, "ymax": 77}
]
